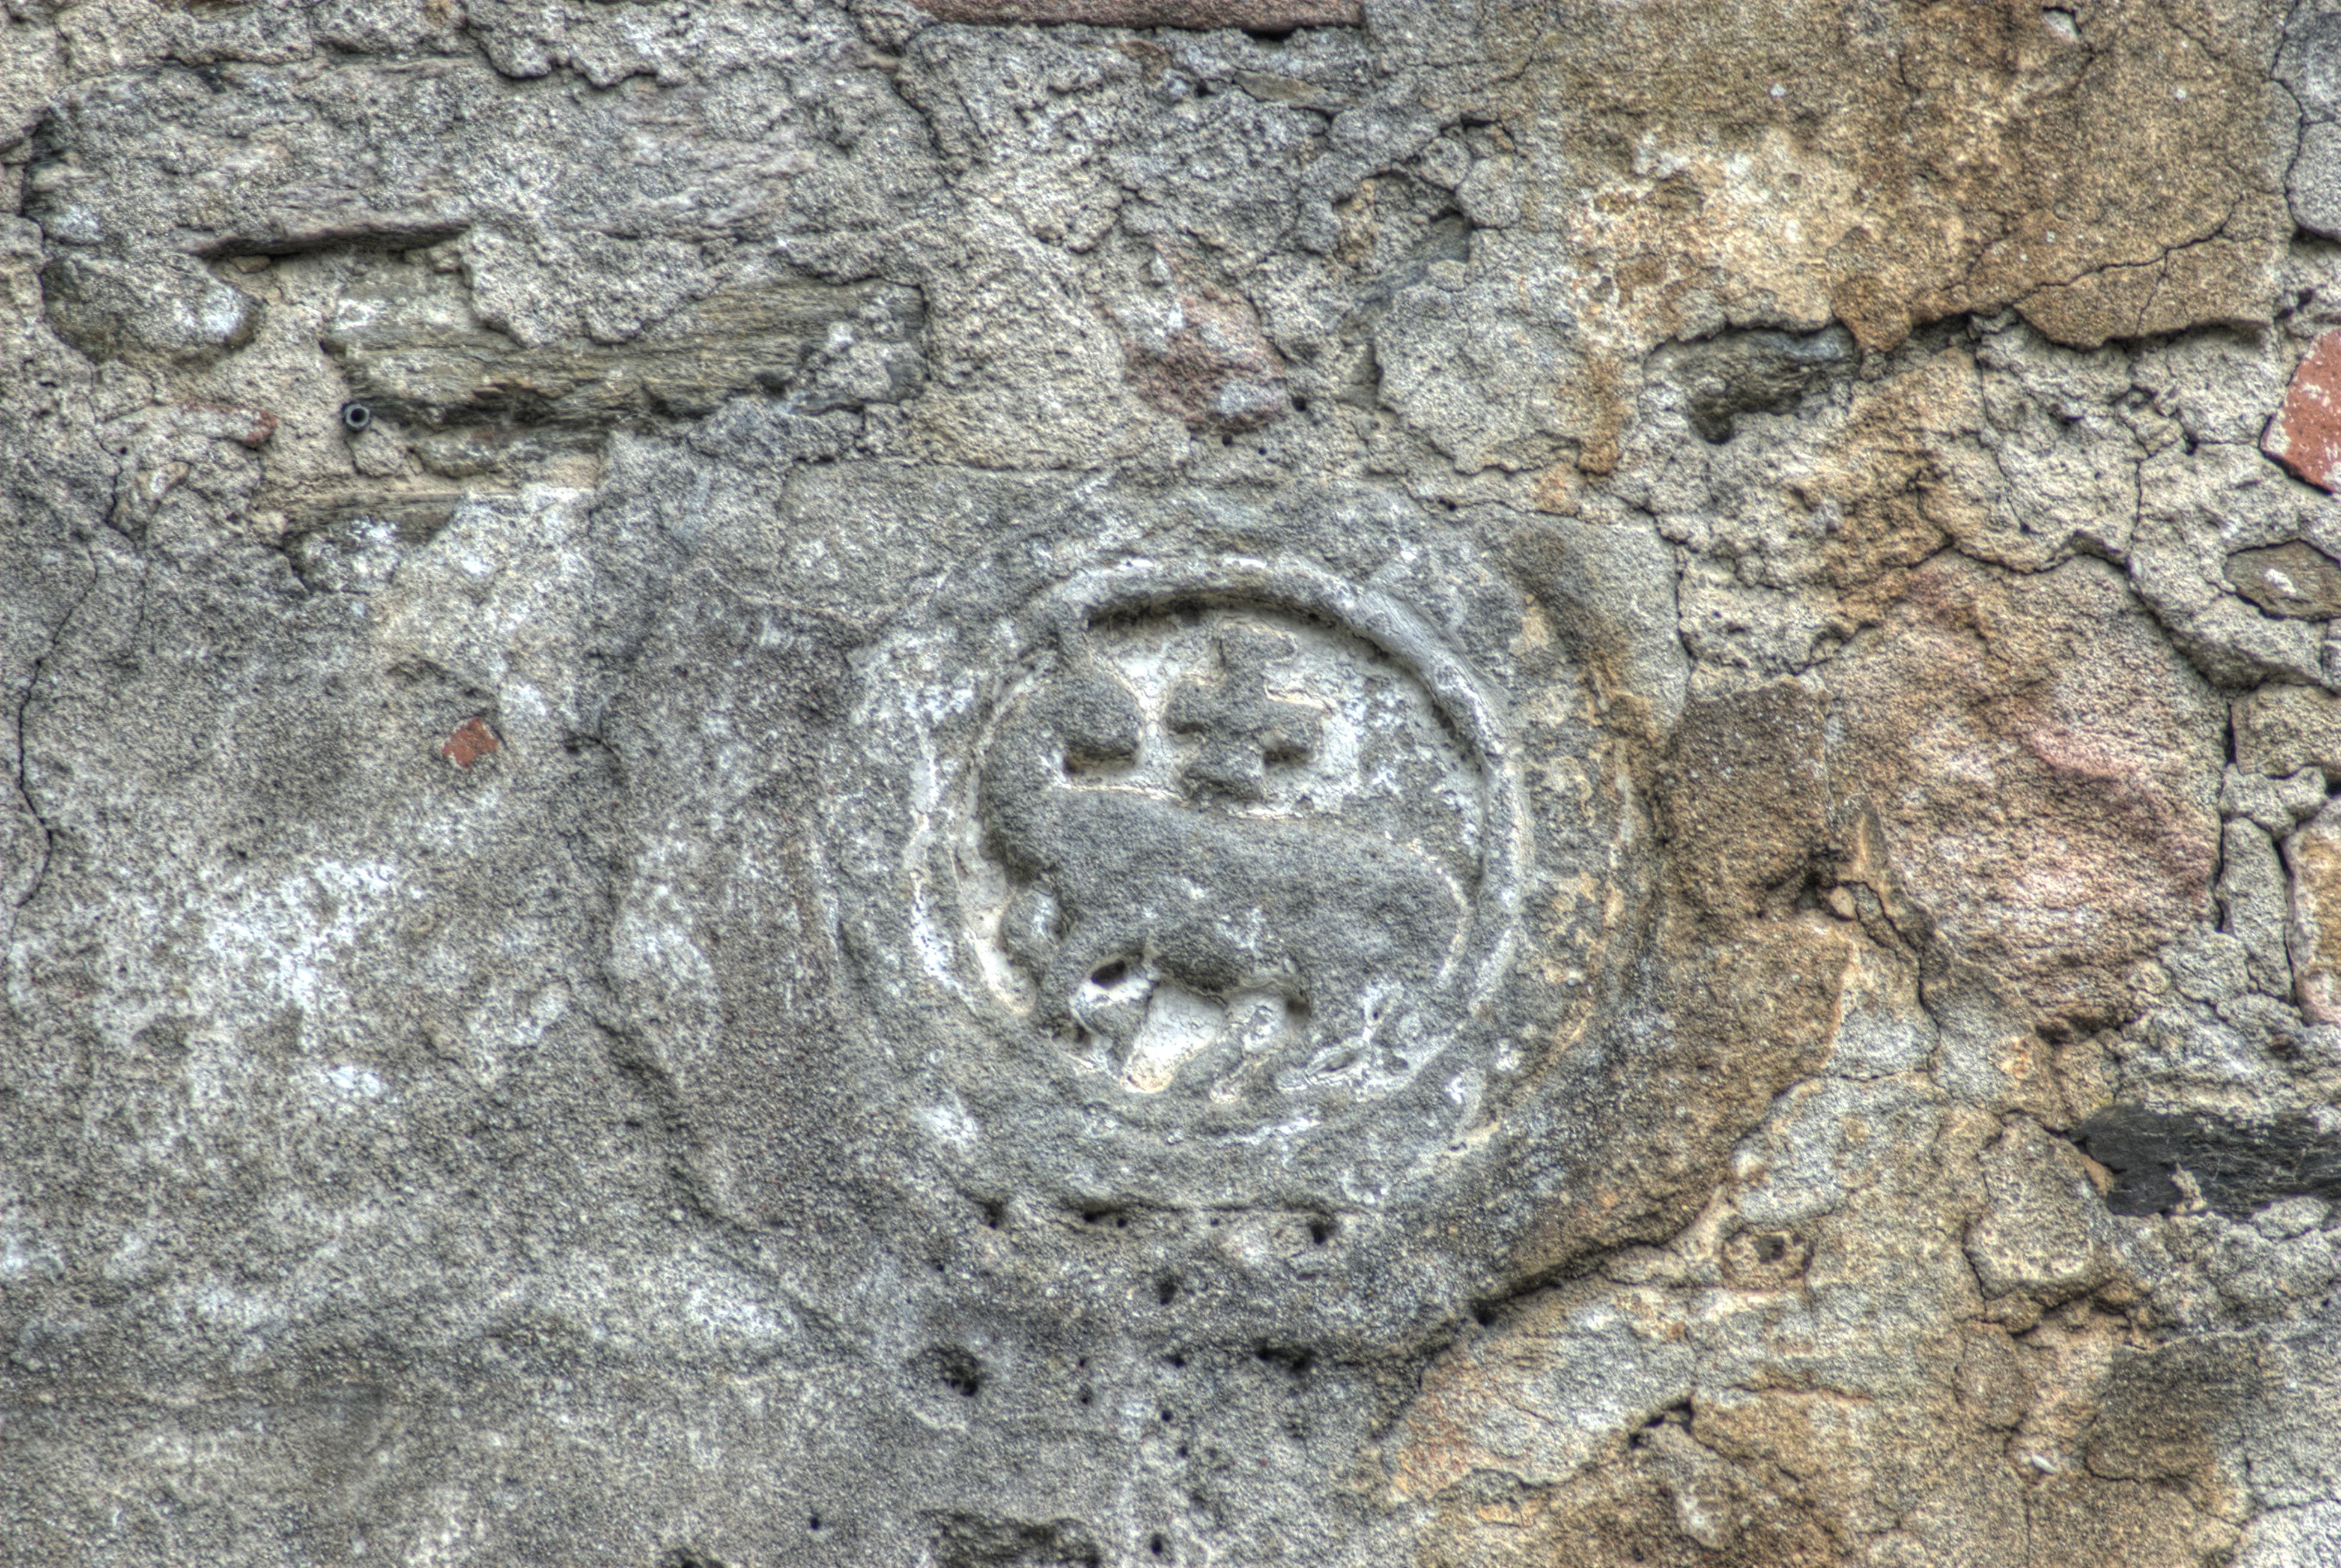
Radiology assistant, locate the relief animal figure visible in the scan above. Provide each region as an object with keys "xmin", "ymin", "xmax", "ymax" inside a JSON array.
[{"xmin": 976, "ymin": 634, "xmax": 1464, "ymax": 1088}]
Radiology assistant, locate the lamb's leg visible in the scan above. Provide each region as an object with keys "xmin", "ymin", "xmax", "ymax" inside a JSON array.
[
  {"xmin": 1033, "ymin": 921, "xmax": 1130, "ymax": 1041},
  {"xmin": 1179, "ymin": 1012, "xmax": 1260, "ymax": 1098},
  {"xmin": 1286, "ymin": 963, "xmax": 1367, "ymax": 1077},
  {"xmin": 1001, "ymin": 883, "xmax": 1060, "ymax": 972}
]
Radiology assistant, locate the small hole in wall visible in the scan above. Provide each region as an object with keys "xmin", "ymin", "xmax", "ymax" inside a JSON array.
[
  {"xmin": 1079, "ymin": 1388, "xmax": 1093, "ymax": 1405},
  {"xmin": 807, "ymin": 1516, "xmax": 822, "ymax": 1532},
  {"xmin": 1156, "ymin": 1277, "xmax": 1179, "ymax": 1306},
  {"xmin": 981, "ymin": 1200, "xmax": 1004, "ymax": 1229},
  {"xmin": 928, "ymin": 1347, "xmax": 984, "ymax": 1399},
  {"xmin": 1292, "ymin": 395, "xmax": 1310, "ymax": 412},
  {"xmin": 1256, "ymin": 1345, "xmax": 1313, "ymax": 1377},
  {"xmin": 1150, "ymin": 1534, "xmax": 1168, "ymax": 1558},
  {"xmin": 1632, "ymin": 1397, "xmax": 1693, "ymax": 1441},
  {"xmin": 1307, "ymin": 1218, "xmax": 1332, "ymax": 1246},
  {"xmin": 1092, "ymin": 958, "xmax": 1129, "ymax": 987},
  {"xmin": 1755, "ymin": 1232, "xmax": 1788, "ymax": 1264}
]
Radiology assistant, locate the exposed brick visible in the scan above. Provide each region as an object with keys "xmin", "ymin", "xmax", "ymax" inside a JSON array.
[
  {"xmin": 441, "ymin": 715, "xmax": 500, "ymax": 768},
  {"xmin": 2262, "ymin": 330, "xmax": 2341, "ymax": 491}
]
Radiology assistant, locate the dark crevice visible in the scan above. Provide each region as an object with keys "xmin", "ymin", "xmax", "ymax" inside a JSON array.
[
  {"xmin": 1656, "ymin": 324, "xmax": 1857, "ymax": 444},
  {"xmin": 2077, "ymin": 1105, "xmax": 2341, "ymax": 1216},
  {"xmin": 8, "ymin": 537, "xmax": 103, "ymax": 930}
]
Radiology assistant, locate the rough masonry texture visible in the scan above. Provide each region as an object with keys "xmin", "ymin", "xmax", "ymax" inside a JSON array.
[{"xmin": 6, "ymin": 0, "xmax": 2341, "ymax": 1565}]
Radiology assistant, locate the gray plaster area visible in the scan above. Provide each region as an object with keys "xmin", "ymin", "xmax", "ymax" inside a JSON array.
[{"xmin": 6, "ymin": 1, "xmax": 2341, "ymax": 1565}]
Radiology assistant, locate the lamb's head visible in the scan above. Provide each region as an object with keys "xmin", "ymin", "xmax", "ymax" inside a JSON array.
[
  {"xmin": 1027, "ymin": 658, "xmax": 1144, "ymax": 771},
  {"xmin": 979, "ymin": 655, "xmax": 1145, "ymax": 855}
]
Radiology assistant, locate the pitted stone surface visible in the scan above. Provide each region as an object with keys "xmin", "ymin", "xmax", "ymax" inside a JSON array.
[
  {"xmin": 909, "ymin": 0, "xmax": 1362, "ymax": 26},
  {"xmin": 7, "ymin": 1, "xmax": 2341, "ymax": 1564}
]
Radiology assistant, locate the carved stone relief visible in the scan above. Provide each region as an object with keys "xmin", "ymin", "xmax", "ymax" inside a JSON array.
[
  {"xmin": 927, "ymin": 558, "xmax": 1521, "ymax": 1114},
  {"xmin": 8, "ymin": 2, "xmax": 2341, "ymax": 1564},
  {"xmin": 732, "ymin": 497, "xmax": 1641, "ymax": 1331}
]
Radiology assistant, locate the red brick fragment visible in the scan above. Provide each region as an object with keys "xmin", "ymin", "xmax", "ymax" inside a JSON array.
[
  {"xmin": 912, "ymin": 0, "xmax": 1357, "ymax": 27},
  {"xmin": 1124, "ymin": 287, "xmax": 1289, "ymax": 431},
  {"xmin": 442, "ymin": 715, "xmax": 500, "ymax": 768},
  {"xmin": 2264, "ymin": 331, "xmax": 2341, "ymax": 492}
]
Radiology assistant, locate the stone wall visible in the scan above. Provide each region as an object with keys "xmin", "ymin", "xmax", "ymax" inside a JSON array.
[{"xmin": 4, "ymin": 0, "xmax": 2341, "ymax": 1563}]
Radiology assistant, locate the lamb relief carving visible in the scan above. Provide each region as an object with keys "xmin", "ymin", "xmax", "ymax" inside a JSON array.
[{"xmin": 961, "ymin": 594, "xmax": 1495, "ymax": 1101}]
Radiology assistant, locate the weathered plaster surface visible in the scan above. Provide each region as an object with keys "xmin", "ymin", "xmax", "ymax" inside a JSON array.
[{"xmin": 5, "ymin": 1, "xmax": 2341, "ymax": 1564}]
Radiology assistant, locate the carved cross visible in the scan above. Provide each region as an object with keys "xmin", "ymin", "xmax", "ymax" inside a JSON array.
[{"xmin": 1164, "ymin": 629, "xmax": 1320, "ymax": 801}]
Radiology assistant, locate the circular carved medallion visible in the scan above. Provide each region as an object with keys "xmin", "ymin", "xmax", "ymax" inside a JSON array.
[
  {"xmin": 815, "ymin": 518, "xmax": 1621, "ymax": 1221},
  {"xmin": 945, "ymin": 558, "xmax": 1525, "ymax": 1116}
]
